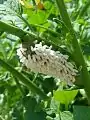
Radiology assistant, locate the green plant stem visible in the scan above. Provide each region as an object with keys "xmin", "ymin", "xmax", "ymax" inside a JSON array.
[
  {"xmin": 0, "ymin": 20, "xmax": 36, "ymax": 42},
  {"xmin": 0, "ymin": 58, "xmax": 49, "ymax": 100},
  {"xmin": 17, "ymin": 14, "xmax": 33, "ymax": 31},
  {"xmin": 0, "ymin": 20, "xmax": 68, "ymax": 53},
  {"xmin": 56, "ymin": 0, "xmax": 72, "ymax": 30},
  {"xmin": 31, "ymin": 24, "xmax": 60, "ymax": 36},
  {"xmin": 56, "ymin": 0, "xmax": 90, "ymax": 104},
  {"xmin": 0, "ymin": 20, "xmax": 26, "ymax": 38},
  {"xmin": 0, "ymin": 20, "xmax": 54, "ymax": 44}
]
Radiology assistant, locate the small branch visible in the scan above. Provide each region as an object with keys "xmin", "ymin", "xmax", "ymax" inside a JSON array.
[
  {"xmin": 17, "ymin": 14, "xmax": 33, "ymax": 31},
  {"xmin": 30, "ymin": 23, "xmax": 60, "ymax": 36}
]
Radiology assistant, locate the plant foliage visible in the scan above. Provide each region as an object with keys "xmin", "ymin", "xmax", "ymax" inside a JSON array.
[{"xmin": 0, "ymin": 0, "xmax": 90, "ymax": 120}]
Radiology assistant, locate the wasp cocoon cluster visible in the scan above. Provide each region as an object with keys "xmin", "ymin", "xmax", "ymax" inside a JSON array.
[{"xmin": 17, "ymin": 42, "xmax": 77, "ymax": 85}]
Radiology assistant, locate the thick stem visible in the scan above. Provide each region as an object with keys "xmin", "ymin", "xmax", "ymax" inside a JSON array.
[
  {"xmin": 56, "ymin": 0, "xmax": 90, "ymax": 104},
  {"xmin": 0, "ymin": 58, "xmax": 49, "ymax": 100},
  {"xmin": 0, "ymin": 20, "xmax": 26, "ymax": 38},
  {"xmin": 0, "ymin": 20, "xmax": 36, "ymax": 42}
]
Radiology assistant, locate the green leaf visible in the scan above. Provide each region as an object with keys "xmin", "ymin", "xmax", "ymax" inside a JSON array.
[
  {"xmin": 61, "ymin": 111, "xmax": 74, "ymax": 120},
  {"xmin": 0, "ymin": 41, "xmax": 7, "ymax": 60},
  {"xmin": 23, "ymin": 96, "xmax": 47, "ymax": 120},
  {"xmin": 26, "ymin": 10, "xmax": 47, "ymax": 25},
  {"xmin": 64, "ymin": 0, "xmax": 72, "ymax": 2},
  {"xmin": 73, "ymin": 106, "xmax": 90, "ymax": 120},
  {"xmin": 53, "ymin": 90, "xmax": 78, "ymax": 105}
]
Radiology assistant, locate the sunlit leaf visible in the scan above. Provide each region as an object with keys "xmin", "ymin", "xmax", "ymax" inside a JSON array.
[{"xmin": 53, "ymin": 90, "xmax": 78, "ymax": 104}]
